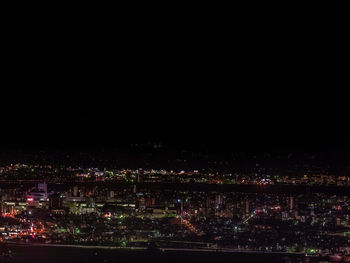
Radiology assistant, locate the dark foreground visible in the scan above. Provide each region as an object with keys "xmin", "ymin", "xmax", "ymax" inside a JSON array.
[{"xmin": 1, "ymin": 245, "xmax": 312, "ymax": 263}]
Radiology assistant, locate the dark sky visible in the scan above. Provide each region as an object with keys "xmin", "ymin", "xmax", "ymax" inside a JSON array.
[
  {"xmin": 1, "ymin": 19, "xmax": 348, "ymax": 153},
  {"xmin": 1, "ymin": 86, "xmax": 348, "ymax": 153},
  {"xmin": 1, "ymin": 61, "xmax": 348, "ymax": 153}
]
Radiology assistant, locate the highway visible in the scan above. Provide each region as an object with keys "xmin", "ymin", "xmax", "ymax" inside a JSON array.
[{"xmin": 2, "ymin": 241, "xmax": 305, "ymax": 256}]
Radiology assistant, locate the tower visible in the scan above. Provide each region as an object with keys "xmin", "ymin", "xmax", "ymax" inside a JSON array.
[
  {"xmin": 290, "ymin": 196, "xmax": 294, "ymax": 211},
  {"xmin": 245, "ymin": 199, "xmax": 249, "ymax": 215}
]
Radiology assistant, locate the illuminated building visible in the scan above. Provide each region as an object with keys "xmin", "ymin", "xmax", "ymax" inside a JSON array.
[
  {"xmin": 245, "ymin": 199, "xmax": 249, "ymax": 216},
  {"xmin": 27, "ymin": 189, "xmax": 48, "ymax": 202}
]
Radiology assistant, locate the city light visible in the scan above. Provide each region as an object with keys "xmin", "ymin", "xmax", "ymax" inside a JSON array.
[{"xmin": 0, "ymin": 163, "xmax": 349, "ymax": 262}]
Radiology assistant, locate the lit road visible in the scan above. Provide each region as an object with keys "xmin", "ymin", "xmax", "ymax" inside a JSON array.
[{"xmin": 3, "ymin": 242, "xmax": 305, "ymax": 255}]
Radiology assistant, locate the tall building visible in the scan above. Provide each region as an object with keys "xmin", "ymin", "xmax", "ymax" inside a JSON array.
[
  {"xmin": 215, "ymin": 194, "xmax": 223, "ymax": 206},
  {"xmin": 245, "ymin": 199, "xmax": 249, "ymax": 215},
  {"xmin": 73, "ymin": 186, "xmax": 78, "ymax": 197},
  {"xmin": 206, "ymin": 196, "xmax": 211, "ymax": 208}
]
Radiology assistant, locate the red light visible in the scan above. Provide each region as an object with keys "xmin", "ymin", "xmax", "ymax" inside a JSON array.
[
  {"xmin": 104, "ymin": 212, "xmax": 111, "ymax": 218},
  {"xmin": 27, "ymin": 197, "xmax": 33, "ymax": 202}
]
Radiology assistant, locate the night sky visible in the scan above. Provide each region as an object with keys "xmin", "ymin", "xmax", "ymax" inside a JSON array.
[
  {"xmin": 1, "ymin": 86, "xmax": 348, "ymax": 154},
  {"xmin": 1, "ymin": 23, "xmax": 347, "ymax": 155}
]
